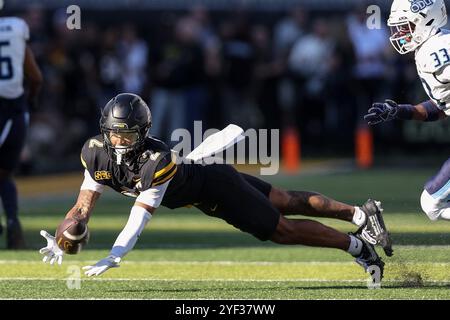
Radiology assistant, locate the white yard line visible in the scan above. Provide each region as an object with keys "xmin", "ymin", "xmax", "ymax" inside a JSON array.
[
  {"xmin": 1, "ymin": 277, "xmax": 449, "ymax": 283},
  {"xmin": 0, "ymin": 277, "xmax": 362, "ymax": 282},
  {"xmin": 1, "ymin": 260, "xmax": 450, "ymax": 266},
  {"xmin": 0, "ymin": 260, "xmax": 356, "ymax": 265}
]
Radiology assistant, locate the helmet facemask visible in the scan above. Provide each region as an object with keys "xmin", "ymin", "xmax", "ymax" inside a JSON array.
[
  {"xmin": 389, "ymin": 20, "xmax": 418, "ymax": 54},
  {"xmin": 388, "ymin": 0, "xmax": 448, "ymax": 55},
  {"xmin": 99, "ymin": 93, "xmax": 152, "ymax": 167},
  {"xmin": 101, "ymin": 125, "xmax": 150, "ymax": 166}
]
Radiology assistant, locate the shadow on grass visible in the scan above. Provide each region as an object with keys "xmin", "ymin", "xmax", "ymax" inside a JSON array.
[
  {"xmin": 3, "ymin": 232, "xmax": 450, "ymax": 251},
  {"xmin": 390, "ymin": 233, "xmax": 450, "ymax": 245},
  {"xmin": 107, "ymin": 288, "xmax": 203, "ymax": 294},
  {"xmin": 105, "ymin": 285, "xmax": 293, "ymax": 294},
  {"xmin": 18, "ymin": 229, "xmax": 269, "ymax": 250},
  {"xmin": 293, "ymin": 283, "xmax": 450, "ymax": 290},
  {"xmin": 16, "ymin": 228, "xmax": 450, "ymax": 251}
]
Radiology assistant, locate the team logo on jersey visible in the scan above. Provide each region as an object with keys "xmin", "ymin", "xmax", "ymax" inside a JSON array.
[
  {"xmin": 88, "ymin": 138, "xmax": 103, "ymax": 148},
  {"xmin": 409, "ymin": 0, "xmax": 434, "ymax": 13},
  {"xmin": 94, "ymin": 170, "xmax": 112, "ymax": 180},
  {"xmin": 149, "ymin": 152, "xmax": 160, "ymax": 161}
]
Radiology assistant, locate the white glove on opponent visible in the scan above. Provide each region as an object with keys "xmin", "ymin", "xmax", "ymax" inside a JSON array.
[
  {"xmin": 83, "ymin": 255, "xmax": 121, "ymax": 277},
  {"xmin": 39, "ymin": 230, "xmax": 64, "ymax": 265}
]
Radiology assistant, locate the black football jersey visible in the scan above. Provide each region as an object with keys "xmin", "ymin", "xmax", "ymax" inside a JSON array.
[{"xmin": 80, "ymin": 135, "xmax": 204, "ymax": 208}]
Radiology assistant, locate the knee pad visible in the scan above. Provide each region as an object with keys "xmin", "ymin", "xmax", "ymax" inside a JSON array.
[{"xmin": 420, "ymin": 189, "xmax": 443, "ymax": 221}]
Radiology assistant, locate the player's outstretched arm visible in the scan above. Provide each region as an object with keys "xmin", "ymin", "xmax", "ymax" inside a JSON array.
[
  {"xmin": 410, "ymin": 101, "xmax": 447, "ymax": 121},
  {"xmin": 365, "ymin": 99, "xmax": 446, "ymax": 125},
  {"xmin": 83, "ymin": 158, "xmax": 173, "ymax": 276},
  {"xmin": 83, "ymin": 202, "xmax": 155, "ymax": 277},
  {"xmin": 64, "ymin": 169, "xmax": 104, "ymax": 223},
  {"xmin": 65, "ymin": 189, "xmax": 102, "ymax": 223},
  {"xmin": 39, "ymin": 171, "xmax": 103, "ymax": 265}
]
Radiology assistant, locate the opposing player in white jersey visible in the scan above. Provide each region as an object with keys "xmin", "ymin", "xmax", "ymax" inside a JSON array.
[
  {"xmin": 0, "ymin": 2, "xmax": 43, "ymax": 249},
  {"xmin": 364, "ymin": 0, "xmax": 450, "ymax": 221}
]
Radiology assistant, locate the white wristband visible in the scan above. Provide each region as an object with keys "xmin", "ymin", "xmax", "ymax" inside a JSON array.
[{"xmin": 110, "ymin": 206, "xmax": 152, "ymax": 258}]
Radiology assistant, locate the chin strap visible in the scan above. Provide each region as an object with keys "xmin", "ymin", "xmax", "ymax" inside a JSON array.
[
  {"xmin": 112, "ymin": 142, "xmax": 148, "ymax": 169},
  {"xmin": 116, "ymin": 152, "xmax": 123, "ymax": 165},
  {"xmin": 114, "ymin": 145, "xmax": 133, "ymax": 165}
]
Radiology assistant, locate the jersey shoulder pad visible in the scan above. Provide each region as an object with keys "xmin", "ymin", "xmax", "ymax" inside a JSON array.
[
  {"xmin": 146, "ymin": 136, "xmax": 171, "ymax": 152},
  {"xmin": 15, "ymin": 17, "xmax": 29, "ymax": 40},
  {"xmin": 80, "ymin": 135, "xmax": 105, "ymax": 170},
  {"xmin": 0, "ymin": 17, "xmax": 29, "ymax": 40},
  {"xmin": 151, "ymin": 152, "xmax": 177, "ymax": 187},
  {"xmin": 416, "ymin": 30, "xmax": 450, "ymax": 73},
  {"xmin": 139, "ymin": 137, "xmax": 177, "ymax": 189}
]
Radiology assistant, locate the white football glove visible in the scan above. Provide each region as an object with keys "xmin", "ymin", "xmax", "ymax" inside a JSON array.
[
  {"xmin": 39, "ymin": 230, "xmax": 64, "ymax": 265},
  {"xmin": 83, "ymin": 255, "xmax": 121, "ymax": 277}
]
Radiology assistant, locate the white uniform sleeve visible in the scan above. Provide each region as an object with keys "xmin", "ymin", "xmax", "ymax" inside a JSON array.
[
  {"xmin": 110, "ymin": 206, "xmax": 152, "ymax": 258},
  {"xmin": 435, "ymin": 65, "xmax": 450, "ymax": 84},
  {"xmin": 22, "ymin": 20, "xmax": 29, "ymax": 41},
  {"xmin": 135, "ymin": 180, "xmax": 170, "ymax": 208},
  {"xmin": 108, "ymin": 172, "xmax": 172, "ymax": 258},
  {"xmin": 434, "ymin": 65, "xmax": 450, "ymax": 114},
  {"xmin": 80, "ymin": 169, "xmax": 105, "ymax": 193},
  {"xmin": 415, "ymin": 31, "xmax": 450, "ymax": 114}
]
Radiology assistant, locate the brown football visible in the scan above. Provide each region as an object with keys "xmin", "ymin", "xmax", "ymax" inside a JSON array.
[{"xmin": 55, "ymin": 218, "xmax": 89, "ymax": 254}]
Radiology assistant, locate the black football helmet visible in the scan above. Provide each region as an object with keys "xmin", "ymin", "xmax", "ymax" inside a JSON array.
[{"xmin": 100, "ymin": 93, "xmax": 152, "ymax": 165}]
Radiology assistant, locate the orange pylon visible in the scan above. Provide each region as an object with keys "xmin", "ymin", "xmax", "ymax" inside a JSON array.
[
  {"xmin": 355, "ymin": 125, "xmax": 374, "ymax": 169},
  {"xmin": 282, "ymin": 127, "xmax": 301, "ymax": 174}
]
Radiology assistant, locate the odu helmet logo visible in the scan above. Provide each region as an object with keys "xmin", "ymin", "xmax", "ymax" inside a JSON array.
[{"xmin": 409, "ymin": 0, "xmax": 434, "ymax": 13}]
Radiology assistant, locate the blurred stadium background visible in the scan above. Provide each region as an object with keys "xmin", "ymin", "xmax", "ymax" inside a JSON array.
[
  {"xmin": 2, "ymin": 0, "xmax": 450, "ymax": 299},
  {"xmin": 3, "ymin": 0, "xmax": 450, "ymax": 174}
]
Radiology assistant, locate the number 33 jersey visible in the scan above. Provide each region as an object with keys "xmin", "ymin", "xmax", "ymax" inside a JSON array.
[
  {"xmin": 415, "ymin": 29, "xmax": 450, "ymax": 115},
  {"xmin": 0, "ymin": 17, "xmax": 29, "ymax": 99}
]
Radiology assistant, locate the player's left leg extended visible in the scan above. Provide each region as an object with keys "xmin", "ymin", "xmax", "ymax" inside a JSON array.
[
  {"xmin": 240, "ymin": 173, "xmax": 362, "ymax": 223},
  {"xmin": 270, "ymin": 215, "xmax": 385, "ymax": 282},
  {"xmin": 240, "ymin": 172, "xmax": 393, "ymax": 256},
  {"xmin": 198, "ymin": 165, "xmax": 385, "ymax": 280}
]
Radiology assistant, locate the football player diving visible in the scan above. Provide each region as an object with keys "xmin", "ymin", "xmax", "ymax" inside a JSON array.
[
  {"xmin": 40, "ymin": 93, "xmax": 392, "ymax": 282},
  {"xmin": 364, "ymin": 0, "xmax": 450, "ymax": 222}
]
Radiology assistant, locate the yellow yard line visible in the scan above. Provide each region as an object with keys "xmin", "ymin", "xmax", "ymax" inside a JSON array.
[
  {"xmin": 16, "ymin": 172, "xmax": 83, "ymax": 196},
  {"xmin": 14, "ymin": 159, "xmax": 351, "ymax": 197}
]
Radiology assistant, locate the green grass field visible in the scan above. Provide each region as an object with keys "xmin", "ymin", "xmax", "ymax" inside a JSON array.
[{"xmin": 2, "ymin": 168, "xmax": 450, "ymax": 299}]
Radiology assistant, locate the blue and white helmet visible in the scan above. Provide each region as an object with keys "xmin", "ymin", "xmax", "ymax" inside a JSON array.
[{"xmin": 388, "ymin": 0, "xmax": 447, "ymax": 54}]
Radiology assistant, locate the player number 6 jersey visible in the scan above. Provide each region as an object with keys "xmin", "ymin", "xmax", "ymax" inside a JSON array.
[{"xmin": 0, "ymin": 17, "xmax": 29, "ymax": 99}]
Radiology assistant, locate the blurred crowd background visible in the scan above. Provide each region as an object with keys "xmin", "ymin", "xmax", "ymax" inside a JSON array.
[{"xmin": 4, "ymin": 0, "xmax": 450, "ymax": 174}]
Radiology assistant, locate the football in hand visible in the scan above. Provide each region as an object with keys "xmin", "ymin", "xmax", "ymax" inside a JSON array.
[{"xmin": 55, "ymin": 218, "xmax": 89, "ymax": 254}]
